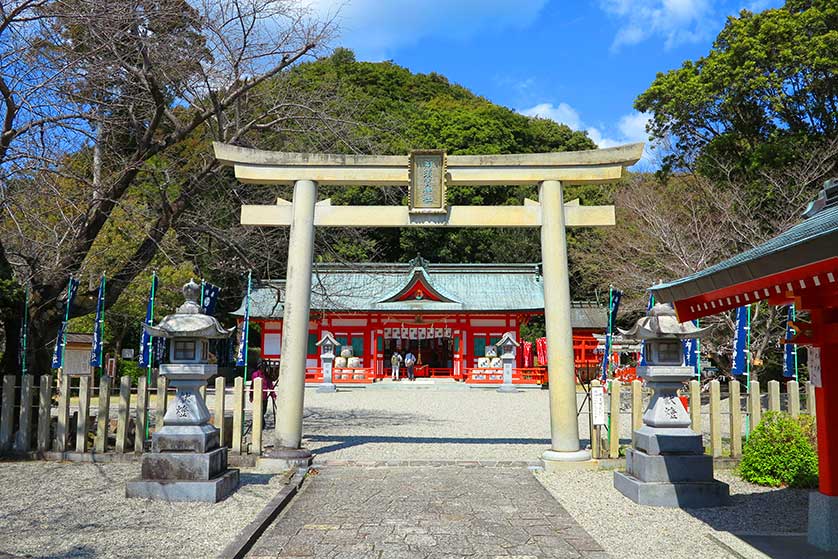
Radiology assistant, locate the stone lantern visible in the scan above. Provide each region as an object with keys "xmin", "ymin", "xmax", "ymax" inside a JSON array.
[
  {"xmin": 495, "ymin": 331, "xmax": 520, "ymax": 393},
  {"xmin": 316, "ymin": 331, "xmax": 339, "ymax": 393},
  {"xmin": 613, "ymin": 303, "xmax": 729, "ymax": 507},
  {"xmin": 127, "ymin": 279, "xmax": 238, "ymax": 502}
]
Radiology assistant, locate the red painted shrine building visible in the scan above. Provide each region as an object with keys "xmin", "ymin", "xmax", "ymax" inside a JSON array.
[{"xmin": 233, "ymin": 257, "xmax": 606, "ymax": 383}]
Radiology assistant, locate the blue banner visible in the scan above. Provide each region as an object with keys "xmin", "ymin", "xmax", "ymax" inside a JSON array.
[
  {"xmin": 600, "ymin": 288, "xmax": 623, "ymax": 380},
  {"xmin": 201, "ymin": 282, "xmax": 221, "ymax": 315},
  {"xmin": 682, "ymin": 334, "xmax": 698, "ymax": 374},
  {"xmin": 19, "ymin": 285, "xmax": 29, "ymax": 374},
  {"xmin": 89, "ymin": 275, "xmax": 106, "ymax": 367},
  {"xmin": 638, "ymin": 291, "xmax": 655, "ymax": 367},
  {"xmin": 138, "ymin": 274, "xmax": 158, "ymax": 368},
  {"xmin": 731, "ymin": 306, "xmax": 749, "ymax": 376},
  {"xmin": 783, "ymin": 304, "xmax": 797, "ymax": 379},
  {"xmin": 235, "ymin": 273, "xmax": 252, "ymax": 367},
  {"xmin": 51, "ymin": 277, "xmax": 80, "ymax": 369}
]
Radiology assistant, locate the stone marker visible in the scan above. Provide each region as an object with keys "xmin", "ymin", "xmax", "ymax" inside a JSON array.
[
  {"xmin": 614, "ymin": 304, "xmax": 729, "ymax": 507},
  {"xmin": 126, "ymin": 280, "xmax": 238, "ymax": 502}
]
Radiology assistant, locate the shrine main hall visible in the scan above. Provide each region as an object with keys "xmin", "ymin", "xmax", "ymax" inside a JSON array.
[{"xmin": 233, "ymin": 256, "xmax": 606, "ymax": 382}]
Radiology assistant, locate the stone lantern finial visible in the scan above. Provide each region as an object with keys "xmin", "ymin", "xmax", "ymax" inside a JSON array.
[{"xmin": 178, "ymin": 279, "xmax": 201, "ymax": 314}]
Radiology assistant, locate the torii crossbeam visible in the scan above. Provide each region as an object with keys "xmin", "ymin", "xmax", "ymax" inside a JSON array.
[{"xmin": 214, "ymin": 141, "xmax": 643, "ymax": 469}]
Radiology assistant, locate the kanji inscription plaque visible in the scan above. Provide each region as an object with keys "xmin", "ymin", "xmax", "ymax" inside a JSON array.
[{"xmin": 409, "ymin": 150, "xmax": 447, "ymax": 214}]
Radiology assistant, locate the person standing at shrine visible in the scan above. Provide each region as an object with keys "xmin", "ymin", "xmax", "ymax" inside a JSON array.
[
  {"xmin": 404, "ymin": 351, "xmax": 416, "ymax": 381},
  {"xmin": 249, "ymin": 360, "xmax": 276, "ymax": 421},
  {"xmin": 390, "ymin": 351, "xmax": 403, "ymax": 381}
]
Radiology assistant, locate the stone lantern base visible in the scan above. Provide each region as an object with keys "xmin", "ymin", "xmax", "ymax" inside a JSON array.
[
  {"xmin": 126, "ymin": 426, "xmax": 239, "ymax": 503},
  {"xmin": 614, "ymin": 426, "xmax": 729, "ymax": 508}
]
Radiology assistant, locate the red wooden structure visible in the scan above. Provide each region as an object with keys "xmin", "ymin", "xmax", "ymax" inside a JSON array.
[
  {"xmin": 235, "ymin": 258, "xmax": 607, "ymax": 385},
  {"xmin": 650, "ymin": 180, "xmax": 838, "ymax": 550}
]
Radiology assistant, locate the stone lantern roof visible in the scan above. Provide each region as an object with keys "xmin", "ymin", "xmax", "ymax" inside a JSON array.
[
  {"xmin": 143, "ymin": 279, "xmax": 235, "ymax": 339},
  {"xmin": 619, "ymin": 303, "xmax": 711, "ymax": 340}
]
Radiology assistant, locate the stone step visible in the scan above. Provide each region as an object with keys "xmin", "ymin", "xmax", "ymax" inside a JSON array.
[
  {"xmin": 141, "ymin": 447, "xmax": 227, "ymax": 481},
  {"xmin": 614, "ymin": 471, "xmax": 729, "ymax": 508},
  {"xmin": 625, "ymin": 448, "xmax": 715, "ymax": 483}
]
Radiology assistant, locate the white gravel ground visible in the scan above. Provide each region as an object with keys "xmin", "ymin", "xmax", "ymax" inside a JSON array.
[
  {"xmin": 0, "ymin": 461, "xmax": 286, "ymax": 559},
  {"xmin": 536, "ymin": 468, "xmax": 811, "ymax": 559},
  {"xmin": 290, "ymin": 385, "xmax": 557, "ymax": 461}
]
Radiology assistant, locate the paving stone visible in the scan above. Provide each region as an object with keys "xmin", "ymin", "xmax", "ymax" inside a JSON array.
[{"xmin": 246, "ymin": 466, "xmax": 608, "ymax": 558}]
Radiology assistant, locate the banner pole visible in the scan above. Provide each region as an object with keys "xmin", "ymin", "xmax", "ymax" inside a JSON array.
[
  {"xmin": 145, "ymin": 271, "xmax": 157, "ymax": 440},
  {"xmin": 21, "ymin": 283, "xmax": 29, "ymax": 376},
  {"xmin": 243, "ymin": 270, "xmax": 252, "ymax": 385}
]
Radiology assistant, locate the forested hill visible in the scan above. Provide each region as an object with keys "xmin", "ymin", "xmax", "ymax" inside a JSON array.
[{"xmin": 245, "ymin": 48, "xmax": 610, "ymax": 287}]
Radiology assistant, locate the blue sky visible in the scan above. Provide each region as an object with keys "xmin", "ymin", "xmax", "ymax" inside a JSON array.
[{"xmin": 311, "ymin": 0, "xmax": 781, "ymax": 163}]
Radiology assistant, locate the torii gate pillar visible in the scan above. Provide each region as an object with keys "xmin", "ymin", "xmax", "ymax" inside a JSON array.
[
  {"xmin": 214, "ymin": 142, "xmax": 643, "ymax": 468},
  {"xmin": 540, "ymin": 180, "xmax": 590, "ymax": 462}
]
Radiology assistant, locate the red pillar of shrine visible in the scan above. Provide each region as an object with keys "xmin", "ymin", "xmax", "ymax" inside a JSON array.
[
  {"xmin": 816, "ymin": 342, "xmax": 838, "ymax": 496},
  {"xmin": 807, "ymin": 305, "xmax": 838, "ymax": 550}
]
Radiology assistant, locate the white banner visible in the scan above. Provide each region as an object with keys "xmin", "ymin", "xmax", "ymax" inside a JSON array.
[
  {"xmin": 409, "ymin": 328, "xmax": 417, "ymax": 340},
  {"xmin": 810, "ymin": 347, "xmax": 822, "ymax": 387},
  {"xmin": 384, "ymin": 327, "xmax": 392, "ymax": 338},
  {"xmin": 435, "ymin": 327, "xmax": 443, "ymax": 338},
  {"xmin": 444, "ymin": 327, "xmax": 452, "ymax": 338},
  {"xmin": 418, "ymin": 328, "xmax": 426, "ymax": 340},
  {"xmin": 401, "ymin": 327, "xmax": 408, "ymax": 338}
]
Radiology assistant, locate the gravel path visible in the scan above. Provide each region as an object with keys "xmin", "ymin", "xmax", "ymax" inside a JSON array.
[
  {"xmin": 0, "ymin": 461, "xmax": 286, "ymax": 558},
  {"xmin": 536, "ymin": 468, "xmax": 811, "ymax": 559},
  {"xmin": 284, "ymin": 386, "xmax": 559, "ymax": 462}
]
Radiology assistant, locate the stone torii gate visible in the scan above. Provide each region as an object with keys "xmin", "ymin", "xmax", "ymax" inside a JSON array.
[{"xmin": 214, "ymin": 142, "xmax": 643, "ymax": 468}]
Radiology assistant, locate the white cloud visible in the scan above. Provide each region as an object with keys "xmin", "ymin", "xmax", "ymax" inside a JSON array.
[
  {"xmin": 519, "ymin": 101, "xmax": 656, "ymax": 168},
  {"xmin": 308, "ymin": 0, "xmax": 548, "ymax": 60},
  {"xmin": 519, "ymin": 102, "xmax": 583, "ymax": 130},
  {"xmin": 599, "ymin": 0, "xmax": 717, "ymax": 50}
]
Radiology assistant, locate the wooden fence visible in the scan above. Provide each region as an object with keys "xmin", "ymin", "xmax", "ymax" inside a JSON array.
[
  {"xmin": 0, "ymin": 374, "xmax": 268, "ymax": 458},
  {"xmin": 587, "ymin": 378, "xmax": 816, "ymax": 460},
  {"xmin": 0, "ymin": 374, "xmax": 816, "ymax": 462}
]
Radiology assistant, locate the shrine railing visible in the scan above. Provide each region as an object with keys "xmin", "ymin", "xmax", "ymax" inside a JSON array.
[
  {"xmin": 305, "ymin": 367, "xmax": 375, "ymax": 384},
  {"xmin": 463, "ymin": 367, "xmax": 547, "ymax": 385}
]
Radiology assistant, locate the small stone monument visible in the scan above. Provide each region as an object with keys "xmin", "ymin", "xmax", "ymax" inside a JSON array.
[
  {"xmin": 126, "ymin": 280, "xmax": 239, "ymax": 502},
  {"xmin": 495, "ymin": 331, "xmax": 520, "ymax": 393},
  {"xmin": 613, "ymin": 303, "xmax": 729, "ymax": 507}
]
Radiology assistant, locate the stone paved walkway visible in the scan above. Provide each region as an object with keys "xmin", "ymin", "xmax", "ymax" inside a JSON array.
[{"xmin": 248, "ymin": 466, "xmax": 608, "ymax": 559}]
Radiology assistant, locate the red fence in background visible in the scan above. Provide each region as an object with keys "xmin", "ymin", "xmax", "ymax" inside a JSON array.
[
  {"xmin": 305, "ymin": 367, "xmax": 375, "ymax": 384},
  {"xmin": 463, "ymin": 367, "xmax": 547, "ymax": 385}
]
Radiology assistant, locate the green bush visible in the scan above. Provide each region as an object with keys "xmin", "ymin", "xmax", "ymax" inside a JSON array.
[
  {"xmin": 740, "ymin": 411, "xmax": 818, "ymax": 488},
  {"xmin": 117, "ymin": 360, "xmax": 143, "ymax": 384}
]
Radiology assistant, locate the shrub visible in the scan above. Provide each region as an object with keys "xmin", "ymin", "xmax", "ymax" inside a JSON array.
[
  {"xmin": 117, "ymin": 360, "xmax": 143, "ymax": 384},
  {"xmin": 740, "ymin": 411, "xmax": 818, "ymax": 488}
]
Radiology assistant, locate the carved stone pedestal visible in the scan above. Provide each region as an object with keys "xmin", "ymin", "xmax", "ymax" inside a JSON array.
[
  {"xmin": 127, "ymin": 364, "xmax": 239, "ymax": 503},
  {"xmin": 614, "ymin": 365, "xmax": 728, "ymax": 508}
]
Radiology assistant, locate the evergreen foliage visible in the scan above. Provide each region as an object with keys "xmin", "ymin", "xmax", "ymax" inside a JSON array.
[{"xmin": 740, "ymin": 411, "xmax": 819, "ymax": 488}]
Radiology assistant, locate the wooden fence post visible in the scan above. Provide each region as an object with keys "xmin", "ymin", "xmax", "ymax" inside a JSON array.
[
  {"xmin": 689, "ymin": 379, "xmax": 701, "ymax": 433},
  {"xmin": 75, "ymin": 376, "xmax": 91, "ymax": 453},
  {"xmin": 590, "ymin": 379, "xmax": 601, "ymax": 459},
  {"xmin": 37, "ymin": 374, "xmax": 52, "ymax": 453},
  {"xmin": 232, "ymin": 377, "xmax": 244, "ymax": 454},
  {"xmin": 709, "ymin": 380, "xmax": 722, "ymax": 458},
  {"xmin": 806, "ymin": 381, "xmax": 816, "ymax": 417},
  {"xmin": 631, "ymin": 379, "xmax": 643, "ymax": 432},
  {"xmin": 609, "ymin": 379, "xmax": 621, "ymax": 459},
  {"xmin": 156, "ymin": 375, "xmax": 168, "ymax": 432},
  {"xmin": 95, "ymin": 375, "xmax": 111, "ymax": 453},
  {"xmin": 787, "ymin": 380, "xmax": 800, "ymax": 418},
  {"xmin": 14, "ymin": 374, "xmax": 33, "ymax": 452},
  {"xmin": 115, "ymin": 375, "xmax": 131, "ymax": 453},
  {"xmin": 54, "ymin": 374, "xmax": 70, "ymax": 452},
  {"xmin": 134, "ymin": 375, "xmax": 148, "ymax": 453},
  {"xmin": 214, "ymin": 376, "xmax": 226, "ymax": 447},
  {"xmin": 768, "ymin": 380, "xmax": 780, "ymax": 412},
  {"xmin": 0, "ymin": 375, "xmax": 16, "ymax": 451},
  {"xmin": 748, "ymin": 380, "xmax": 761, "ymax": 434},
  {"xmin": 252, "ymin": 378, "xmax": 263, "ymax": 455},
  {"xmin": 729, "ymin": 380, "xmax": 742, "ymax": 458}
]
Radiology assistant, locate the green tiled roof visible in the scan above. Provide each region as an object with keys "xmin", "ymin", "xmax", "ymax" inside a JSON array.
[
  {"xmin": 232, "ymin": 261, "xmax": 606, "ymax": 329},
  {"xmin": 652, "ymin": 204, "xmax": 838, "ymax": 303}
]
